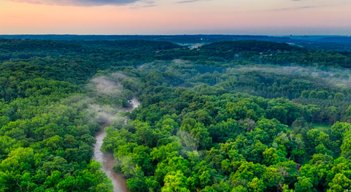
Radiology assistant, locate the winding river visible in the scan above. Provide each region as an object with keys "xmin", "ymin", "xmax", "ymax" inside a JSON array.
[{"xmin": 93, "ymin": 98, "xmax": 140, "ymax": 192}]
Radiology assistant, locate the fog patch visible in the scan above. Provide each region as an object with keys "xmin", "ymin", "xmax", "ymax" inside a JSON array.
[
  {"xmin": 177, "ymin": 130, "xmax": 199, "ymax": 151},
  {"xmin": 90, "ymin": 76, "xmax": 123, "ymax": 96},
  {"xmin": 88, "ymin": 104, "xmax": 124, "ymax": 125},
  {"xmin": 72, "ymin": 72, "xmax": 139, "ymax": 127},
  {"xmin": 229, "ymin": 65, "xmax": 351, "ymax": 88},
  {"xmin": 172, "ymin": 59, "xmax": 189, "ymax": 65}
]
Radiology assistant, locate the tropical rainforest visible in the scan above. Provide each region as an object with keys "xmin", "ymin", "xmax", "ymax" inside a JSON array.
[{"xmin": 1, "ymin": 37, "xmax": 351, "ymax": 192}]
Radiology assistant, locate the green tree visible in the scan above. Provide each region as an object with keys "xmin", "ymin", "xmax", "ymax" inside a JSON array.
[{"xmin": 161, "ymin": 171, "xmax": 190, "ymax": 192}]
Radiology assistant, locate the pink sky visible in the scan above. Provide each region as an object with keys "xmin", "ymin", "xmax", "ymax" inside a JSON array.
[{"xmin": 1, "ymin": 0, "xmax": 350, "ymax": 35}]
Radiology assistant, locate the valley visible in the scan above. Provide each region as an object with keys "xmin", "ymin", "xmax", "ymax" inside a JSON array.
[{"xmin": 1, "ymin": 38, "xmax": 351, "ymax": 191}]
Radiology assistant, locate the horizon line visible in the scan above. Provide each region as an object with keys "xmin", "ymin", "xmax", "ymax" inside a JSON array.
[{"xmin": 1, "ymin": 34, "xmax": 351, "ymax": 37}]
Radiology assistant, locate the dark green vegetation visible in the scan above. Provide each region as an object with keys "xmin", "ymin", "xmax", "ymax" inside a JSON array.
[
  {"xmin": 1, "ymin": 38, "xmax": 351, "ymax": 192},
  {"xmin": 2, "ymin": 35, "xmax": 351, "ymax": 51}
]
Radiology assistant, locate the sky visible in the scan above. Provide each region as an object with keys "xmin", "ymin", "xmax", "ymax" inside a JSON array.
[{"xmin": 0, "ymin": 0, "xmax": 350, "ymax": 35}]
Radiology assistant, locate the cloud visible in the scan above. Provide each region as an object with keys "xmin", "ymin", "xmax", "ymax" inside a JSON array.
[
  {"xmin": 270, "ymin": 5, "xmax": 319, "ymax": 11},
  {"xmin": 177, "ymin": 0, "xmax": 199, "ymax": 3},
  {"xmin": 129, "ymin": 0, "xmax": 155, "ymax": 9},
  {"xmin": 11, "ymin": 0, "xmax": 142, "ymax": 6},
  {"xmin": 176, "ymin": 0, "xmax": 211, "ymax": 4}
]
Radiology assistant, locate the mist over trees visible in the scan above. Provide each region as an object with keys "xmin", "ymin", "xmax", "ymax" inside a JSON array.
[{"xmin": 1, "ymin": 39, "xmax": 351, "ymax": 191}]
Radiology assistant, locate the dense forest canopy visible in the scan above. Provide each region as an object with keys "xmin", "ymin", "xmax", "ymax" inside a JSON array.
[
  {"xmin": 1, "ymin": 35, "xmax": 351, "ymax": 51},
  {"xmin": 1, "ymin": 38, "xmax": 351, "ymax": 192}
]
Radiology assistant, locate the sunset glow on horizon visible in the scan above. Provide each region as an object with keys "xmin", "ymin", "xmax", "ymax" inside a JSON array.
[{"xmin": 1, "ymin": 0, "xmax": 351, "ymax": 35}]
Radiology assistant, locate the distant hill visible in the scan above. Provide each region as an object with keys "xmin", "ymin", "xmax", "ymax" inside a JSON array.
[
  {"xmin": 1, "ymin": 34, "xmax": 351, "ymax": 52},
  {"xmin": 201, "ymin": 40, "xmax": 301, "ymax": 52}
]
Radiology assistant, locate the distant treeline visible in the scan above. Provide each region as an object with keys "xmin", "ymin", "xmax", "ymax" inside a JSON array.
[{"xmin": 2, "ymin": 35, "xmax": 351, "ymax": 51}]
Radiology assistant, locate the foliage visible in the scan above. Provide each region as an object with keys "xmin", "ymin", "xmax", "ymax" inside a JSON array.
[{"xmin": 2, "ymin": 39, "xmax": 351, "ymax": 191}]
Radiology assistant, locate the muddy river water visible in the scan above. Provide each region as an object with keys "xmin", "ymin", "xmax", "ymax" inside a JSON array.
[{"xmin": 93, "ymin": 98, "xmax": 140, "ymax": 192}]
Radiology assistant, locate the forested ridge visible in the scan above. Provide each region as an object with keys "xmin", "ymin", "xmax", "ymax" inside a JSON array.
[{"xmin": 1, "ymin": 39, "xmax": 351, "ymax": 191}]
